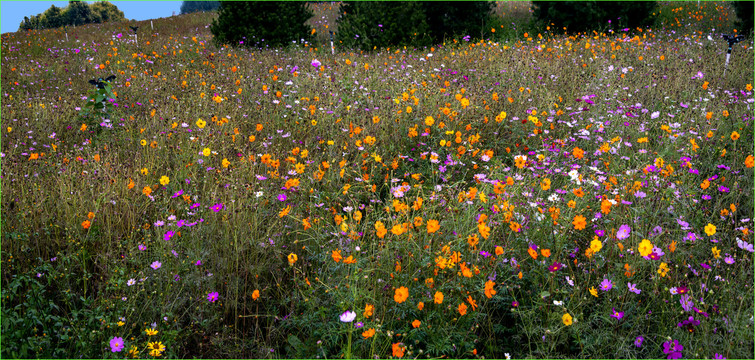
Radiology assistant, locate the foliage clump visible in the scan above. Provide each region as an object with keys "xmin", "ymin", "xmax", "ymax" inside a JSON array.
[
  {"xmin": 19, "ymin": 1, "xmax": 126, "ymax": 31},
  {"xmin": 532, "ymin": 1, "xmax": 656, "ymax": 33},
  {"xmin": 210, "ymin": 1, "xmax": 313, "ymax": 48},
  {"xmin": 180, "ymin": 1, "xmax": 220, "ymax": 15}
]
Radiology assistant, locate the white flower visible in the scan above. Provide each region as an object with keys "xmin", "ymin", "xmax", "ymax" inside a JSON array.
[
  {"xmin": 339, "ymin": 311, "xmax": 356, "ymax": 323},
  {"xmin": 127, "ymin": 278, "xmax": 136, "ymax": 286},
  {"xmin": 553, "ymin": 300, "xmax": 564, "ymax": 306},
  {"xmin": 255, "ymin": 191, "xmax": 264, "ymax": 198},
  {"xmin": 505, "ymin": 353, "xmax": 511, "ymax": 360}
]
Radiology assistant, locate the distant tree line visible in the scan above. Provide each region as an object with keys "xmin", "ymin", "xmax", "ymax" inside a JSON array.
[
  {"xmin": 19, "ymin": 1, "xmax": 126, "ymax": 31},
  {"xmin": 180, "ymin": 1, "xmax": 220, "ymax": 15}
]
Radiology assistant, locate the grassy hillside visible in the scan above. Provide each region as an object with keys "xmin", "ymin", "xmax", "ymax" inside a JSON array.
[{"xmin": 1, "ymin": 2, "xmax": 753, "ymax": 358}]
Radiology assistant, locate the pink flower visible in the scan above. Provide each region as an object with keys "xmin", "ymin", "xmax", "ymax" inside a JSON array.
[
  {"xmin": 207, "ymin": 291, "xmax": 219, "ymax": 302},
  {"xmin": 109, "ymin": 336, "xmax": 125, "ymax": 352}
]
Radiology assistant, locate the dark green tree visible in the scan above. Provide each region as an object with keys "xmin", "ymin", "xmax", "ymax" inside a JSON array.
[
  {"xmin": 40, "ymin": 5, "xmax": 65, "ymax": 29},
  {"xmin": 336, "ymin": 1, "xmax": 494, "ymax": 51},
  {"xmin": 731, "ymin": 1, "xmax": 753, "ymax": 35},
  {"xmin": 422, "ymin": 2, "xmax": 494, "ymax": 41},
  {"xmin": 336, "ymin": 1, "xmax": 430, "ymax": 50},
  {"xmin": 90, "ymin": 1, "xmax": 126, "ymax": 23},
  {"xmin": 211, "ymin": 1, "xmax": 314, "ymax": 48},
  {"xmin": 532, "ymin": 1, "xmax": 656, "ymax": 34},
  {"xmin": 64, "ymin": 0, "xmax": 94, "ymax": 27},
  {"xmin": 180, "ymin": 1, "xmax": 220, "ymax": 14}
]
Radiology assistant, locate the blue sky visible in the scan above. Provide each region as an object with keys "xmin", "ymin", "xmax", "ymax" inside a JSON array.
[{"xmin": 1, "ymin": 1, "xmax": 182, "ymax": 34}]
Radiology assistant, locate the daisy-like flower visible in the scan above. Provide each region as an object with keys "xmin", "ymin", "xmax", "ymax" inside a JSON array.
[
  {"xmin": 616, "ymin": 224, "xmax": 631, "ymax": 240},
  {"xmin": 109, "ymin": 337, "xmax": 125, "ymax": 352},
  {"xmin": 600, "ymin": 278, "xmax": 613, "ymax": 291},
  {"xmin": 150, "ymin": 261, "xmax": 161, "ymax": 270},
  {"xmin": 207, "ymin": 291, "xmax": 219, "ymax": 303},
  {"xmin": 127, "ymin": 278, "xmax": 136, "ymax": 286},
  {"xmin": 628, "ymin": 282, "xmax": 641, "ymax": 294},
  {"xmin": 339, "ymin": 310, "xmax": 356, "ymax": 323}
]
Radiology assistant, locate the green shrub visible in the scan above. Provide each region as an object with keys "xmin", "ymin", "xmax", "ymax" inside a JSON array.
[
  {"xmin": 180, "ymin": 1, "xmax": 220, "ymax": 15},
  {"xmin": 732, "ymin": 1, "xmax": 753, "ymax": 35},
  {"xmin": 532, "ymin": 1, "xmax": 656, "ymax": 34},
  {"xmin": 211, "ymin": 1, "xmax": 313, "ymax": 48},
  {"xmin": 336, "ymin": 1, "xmax": 494, "ymax": 51}
]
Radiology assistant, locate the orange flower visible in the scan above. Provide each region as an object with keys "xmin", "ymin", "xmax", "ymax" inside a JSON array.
[
  {"xmin": 363, "ymin": 304, "xmax": 374, "ymax": 318},
  {"xmin": 332, "ymin": 249, "xmax": 343, "ymax": 263},
  {"xmin": 426, "ymin": 219, "xmax": 440, "ymax": 233},
  {"xmin": 434, "ymin": 291, "xmax": 444, "ymax": 304},
  {"xmin": 87, "ymin": 212, "xmax": 95, "ymax": 220},
  {"xmin": 394, "ymin": 286, "xmax": 409, "ymax": 303},
  {"xmin": 287, "ymin": 253, "xmax": 298, "ymax": 265},
  {"xmin": 527, "ymin": 246, "xmax": 538, "ymax": 259},
  {"xmin": 82, "ymin": 220, "xmax": 91, "ymax": 229},
  {"xmin": 572, "ymin": 215, "xmax": 586, "ymax": 230},
  {"xmin": 278, "ymin": 205, "xmax": 291, "ymax": 218},
  {"xmin": 417, "ymin": 302, "xmax": 424, "ymax": 311},
  {"xmin": 745, "ymin": 155, "xmax": 754, "ymax": 168},
  {"xmin": 495, "ymin": 246, "xmax": 504, "ymax": 256},
  {"xmin": 252, "ymin": 289, "xmax": 260, "ymax": 300},
  {"xmin": 731, "ymin": 131, "xmax": 740, "ymax": 141},
  {"xmin": 343, "ymin": 256, "xmax": 356, "ymax": 264},
  {"xmin": 362, "ymin": 328, "xmax": 375, "ymax": 339},
  {"xmin": 484, "ymin": 280, "xmax": 496, "ymax": 299},
  {"xmin": 127, "ymin": 178, "xmax": 135, "ymax": 190},
  {"xmin": 458, "ymin": 302, "xmax": 468, "ymax": 316},
  {"xmin": 411, "ymin": 319, "xmax": 421, "ymax": 328},
  {"xmin": 540, "ymin": 249, "xmax": 551, "ymax": 257},
  {"xmin": 392, "ymin": 343, "xmax": 405, "ymax": 358},
  {"xmin": 142, "ymin": 186, "xmax": 152, "ymax": 197},
  {"xmin": 573, "ymin": 147, "xmax": 584, "ymax": 159}
]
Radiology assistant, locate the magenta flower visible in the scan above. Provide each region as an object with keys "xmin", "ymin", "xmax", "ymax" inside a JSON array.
[
  {"xmin": 548, "ymin": 262, "xmax": 563, "ymax": 272},
  {"xmin": 164, "ymin": 230, "xmax": 174, "ymax": 241},
  {"xmin": 109, "ymin": 336, "xmax": 125, "ymax": 352},
  {"xmin": 150, "ymin": 261, "xmax": 161, "ymax": 270},
  {"xmin": 663, "ymin": 339, "xmax": 683, "ymax": 359},
  {"xmin": 610, "ymin": 308, "xmax": 624, "ymax": 320},
  {"xmin": 616, "ymin": 224, "xmax": 631, "ymax": 240},
  {"xmin": 634, "ymin": 336, "xmax": 644, "ymax": 348},
  {"xmin": 600, "ymin": 278, "xmax": 613, "ymax": 291},
  {"xmin": 210, "ymin": 203, "xmax": 223, "ymax": 212},
  {"xmin": 277, "ymin": 193, "xmax": 287, "ymax": 202},
  {"xmin": 207, "ymin": 291, "xmax": 219, "ymax": 303}
]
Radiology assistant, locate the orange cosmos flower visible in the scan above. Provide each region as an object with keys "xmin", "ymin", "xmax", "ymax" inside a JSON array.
[
  {"xmin": 332, "ymin": 249, "xmax": 343, "ymax": 263},
  {"xmin": 731, "ymin": 131, "xmax": 740, "ymax": 141},
  {"xmin": 142, "ymin": 186, "xmax": 152, "ymax": 197},
  {"xmin": 392, "ymin": 343, "xmax": 405, "ymax": 358},
  {"xmin": 287, "ymin": 253, "xmax": 298, "ymax": 265},
  {"xmin": 540, "ymin": 249, "xmax": 551, "ymax": 257},
  {"xmin": 364, "ymin": 304, "xmax": 374, "ymax": 318},
  {"xmin": 426, "ymin": 219, "xmax": 440, "ymax": 233},
  {"xmin": 394, "ymin": 286, "xmax": 409, "ymax": 303},
  {"xmin": 252, "ymin": 290, "xmax": 260, "ymax": 300},
  {"xmin": 278, "ymin": 206, "xmax": 291, "ymax": 217},
  {"xmin": 411, "ymin": 319, "xmax": 421, "ymax": 328},
  {"xmin": 484, "ymin": 280, "xmax": 496, "ymax": 298},
  {"xmin": 573, "ymin": 147, "xmax": 584, "ymax": 159},
  {"xmin": 495, "ymin": 246, "xmax": 504, "ymax": 256},
  {"xmin": 362, "ymin": 328, "xmax": 375, "ymax": 339},
  {"xmin": 527, "ymin": 247, "xmax": 538, "ymax": 259},
  {"xmin": 82, "ymin": 220, "xmax": 91, "ymax": 229},
  {"xmin": 434, "ymin": 291, "xmax": 444, "ymax": 304},
  {"xmin": 458, "ymin": 303, "xmax": 468, "ymax": 316},
  {"xmin": 417, "ymin": 302, "xmax": 424, "ymax": 311},
  {"xmin": 573, "ymin": 215, "xmax": 587, "ymax": 230}
]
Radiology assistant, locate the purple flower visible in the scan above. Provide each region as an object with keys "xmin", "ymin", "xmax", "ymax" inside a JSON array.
[
  {"xmin": 548, "ymin": 262, "xmax": 563, "ymax": 272},
  {"xmin": 693, "ymin": 307, "xmax": 709, "ymax": 318},
  {"xmin": 714, "ymin": 353, "xmax": 727, "ymax": 359},
  {"xmin": 677, "ymin": 315, "xmax": 700, "ymax": 332},
  {"xmin": 311, "ymin": 59, "xmax": 321, "ymax": 68},
  {"xmin": 616, "ymin": 224, "xmax": 631, "ymax": 240},
  {"xmin": 663, "ymin": 339, "xmax": 683, "ymax": 359},
  {"xmin": 164, "ymin": 230, "xmax": 175, "ymax": 241},
  {"xmin": 171, "ymin": 189, "xmax": 184, "ymax": 198},
  {"xmin": 109, "ymin": 336, "xmax": 125, "ymax": 352},
  {"xmin": 207, "ymin": 291, "xmax": 219, "ymax": 303},
  {"xmin": 600, "ymin": 278, "xmax": 613, "ymax": 291},
  {"xmin": 680, "ymin": 294, "xmax": 694, "ymax": 312},
  {"xmin": 634, "ymin": 336, "xmax": 644, "ymax": 348},
  {"xmin": 277, "ymin": 193, "xmax": 287, "ymax": 202},
  {"xmin": 724, "ymin": 256, "xmax": 734, "ymax": 264},
  {"xmin": 354, "ymin": 321, "xmax": 364, "ymax": 328},
  {"xmin": 196, "ymin": 260, "xmax": 203, "ymax": 266},
  {"xmin": 210, "ymin": 203, "xmax": 223, "ymax": 212},
  {"xmin": 150, "ymin": 261, "xmax": 161, "ymax": 270},
  {"xmin": 138, "ymin": 244, "xmax": 147, "ymax": 251},
  {"xmin": 628, "ymin": 282, "xmax": 641, "ymax": 294},
  {"xmin": 610, "ymin": 308, "xmax": 624, "ymax": 320}
]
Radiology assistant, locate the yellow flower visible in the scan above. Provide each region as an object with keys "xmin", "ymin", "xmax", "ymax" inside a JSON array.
[
  {"xmin": 590, "ymin": 238, "xmax": 602, "ymax": 253},
  {"xmin": 145, "ymin": 328, "xmax": 158, "ymax": 336},
  {"xmin": 424, "ymin": 116, "xmax": 435, "ymax": 126},
  {"xmin": 202, "ymin": 148, "xmax": 211, "ymax": 157},
  {"xmin": 658, "ymin": 262, "xmax": 669, "ymax": 277},
  {"xmin": 159, "ymin": 176, "xmax": 169, "ymax": 186},
  {"xmin": 287, "ymin": 253, "xmax": 298, "ymax": 265},
  {"xmin": 562, "ymin": 313, "xmax": 573, "ymax": 326},
  {"xmin": 196, "ymin": 118, "xmax": 206, "ymax": 128},
  {"xmin": 140, "ymin": 139, "xmax": 147, "ymax": 146},
  {"xmin": 141, "ymin": 168, "xmax": 149, "ymax": 175},
  {"xmin": 705, "ymin": 223, "xmax": 716, "ymax": 236},
  {"xmin": 222, "ymin": 158, "xmax": 230, "ymax": 168},
  {"xmin": 731, "ymin": 131, "xmax": 740, "ymax": 141},
  {"xmin": 589, "ymin": 287, "xmax": 598, "ymax": 297},
  {"xmin": 638, "ymin": 239, "xmax": 653, "ymax": 257},
  {"xmin": 712, "ymin": 246, "xmax": 721, "ymax": 259}
]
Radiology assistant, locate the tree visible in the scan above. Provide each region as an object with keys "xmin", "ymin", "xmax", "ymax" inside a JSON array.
[
  {"xmin": 731, "ymin": 1, "xmax": 753, "ymax": 35},
  {"xmin": 211, "ymin": 1, "xmax": 314, "ymax": 48},
  {"xmin": 65, "ymin": 0, "xmax": 94, "ymax": 27},
  {"xmin": 335, "ymin": 1, "xmax": 494, "ymax": 51},
  {"xmin": 532, "ymin": 1, "xmax": 656, "ymax": 34},
  {"xmin": 91, "ymin": 1, "xmax": 126, "ymax": 23},
  {"xmin": 41, "ymin": 5, "xmax": 65, "ymax": 29},
  {"xmin": 180, "ymin": 1, "xmax": 220, "ymax": 14}
]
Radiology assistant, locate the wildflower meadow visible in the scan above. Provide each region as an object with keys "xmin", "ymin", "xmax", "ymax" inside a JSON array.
[{"xmin": 1, "ymin": 2, "xmax": 753, "ymax": 359}]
